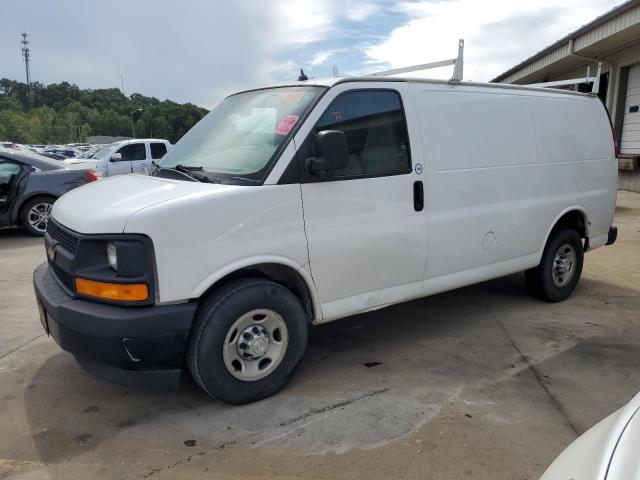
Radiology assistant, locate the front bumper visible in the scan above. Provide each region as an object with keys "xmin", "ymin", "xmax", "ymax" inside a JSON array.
[{"xmin": 33, "ymin": 262, "xmax": 197, "ymax": 389}]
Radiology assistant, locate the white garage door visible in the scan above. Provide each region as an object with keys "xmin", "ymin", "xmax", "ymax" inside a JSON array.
[{"xmin": 620, "ymin": 63, "xmax": 640, "ymax": 155}]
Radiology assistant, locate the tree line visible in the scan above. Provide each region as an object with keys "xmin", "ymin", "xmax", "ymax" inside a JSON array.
[{"xmin": 0, "ymin": 78, "xmax": 208, "ymax": 144}]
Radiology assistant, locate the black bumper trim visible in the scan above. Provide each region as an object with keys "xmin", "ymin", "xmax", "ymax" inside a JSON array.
[
  {"xmin": 606, "ymin": 226, "xmax": 618, "ymax": 246},
  {"xmin": 33, "ymin": 262, "xmax": 197, "ymax": 387},
  {"xmin": 76, "ymin": 357, "xmax": 182, "ymax": 390}
]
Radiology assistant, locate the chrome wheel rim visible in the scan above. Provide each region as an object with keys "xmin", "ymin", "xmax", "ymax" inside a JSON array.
[
  {"xmin": 222, "ymin": 309, "xmax": 288, "ymax": 381},
  {"xmin": 552, "ymin": 243, "xmax": 576, "ymax": 287},
  {"xmin": 27, "ymin": 202, "xmax": 52, "ymax": 233}
]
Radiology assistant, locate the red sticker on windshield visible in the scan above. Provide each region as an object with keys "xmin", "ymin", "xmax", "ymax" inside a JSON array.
[{"xmin": 275, "ymin": 115, "xmax": 299, "ymax": 136}]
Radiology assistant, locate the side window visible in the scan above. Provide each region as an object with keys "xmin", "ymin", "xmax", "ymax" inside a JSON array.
[
  {"xmin": 0, "ymin": 160, "xmax": 22, "ymax": 196},
  {"xmin": 0, "ymin": 160, "xmax": 22, "ymax": 177},
  {"xmin": 312, "ymin": 90, "xmax": 410, "ymax": 177},
  {"xmin": 117, "ymin": 143, "xmax": 146, "ymax": 161},
  {"xmin": 150, "ymin": 143, "xmax": 168, "ymax": 159}
]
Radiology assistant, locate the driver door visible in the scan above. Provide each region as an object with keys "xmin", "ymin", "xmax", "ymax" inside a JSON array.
[
  {"xmin": 295, "ymin": 84, "xmax": 427, "ymax": 321},
  {"xmin": 0, "ymin": 158, "xmax": 27, "ymax": 222},
  {"xmin": 109, "ymin": 143, "xmax": 145, "ymax": 175},
  {"xmin": 131, "ymin": 142, "xmax": 152, "ymax": 174}
]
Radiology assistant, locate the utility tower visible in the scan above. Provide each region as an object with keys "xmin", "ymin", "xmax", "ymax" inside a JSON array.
[{"xmin": 21, "ymin": 33, "xmax": 31, "ymax": 87}]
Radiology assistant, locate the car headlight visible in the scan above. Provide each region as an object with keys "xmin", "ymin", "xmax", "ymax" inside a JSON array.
[
  {"xmin": 75, "ymin": 237, "xmax": 154, "ymax": 303},
  {"xmin": 107, "ymin": 242, "xmax": 118, "ymax": 271}
]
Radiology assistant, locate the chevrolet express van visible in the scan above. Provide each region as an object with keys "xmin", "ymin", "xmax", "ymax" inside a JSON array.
[{"xmin": 33, "ymin": 77, "xmax": 618, "ymax": 404}]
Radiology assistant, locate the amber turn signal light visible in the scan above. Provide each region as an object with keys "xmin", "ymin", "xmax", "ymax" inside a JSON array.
[{"xmin": 75, "ymin": 278, "xmax": 149, "ymax": 302}]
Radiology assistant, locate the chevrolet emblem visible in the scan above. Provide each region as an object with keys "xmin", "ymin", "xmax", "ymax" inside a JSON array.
[{"xmin": 46, "ymin": 241, "xmax": 57, "ymax": 262}]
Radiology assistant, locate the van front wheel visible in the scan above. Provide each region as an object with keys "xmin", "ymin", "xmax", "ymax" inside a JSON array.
[
  {"xmin": 187, "ymin": 278, "xmax": 308, "ymax": 405},
  {"xmin": 526, "ymin": 228, "xmax": 584, "ymax": 302}
]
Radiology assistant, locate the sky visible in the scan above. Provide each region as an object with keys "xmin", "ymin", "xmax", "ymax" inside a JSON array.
[{"xmin": 1, "ymin": 0, "xmax": 626, "ymax": 109}]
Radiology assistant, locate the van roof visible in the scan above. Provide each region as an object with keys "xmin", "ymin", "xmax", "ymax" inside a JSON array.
[{"xmin": 246, "ymin": 76, "xmax": 592, "ymax": 98}]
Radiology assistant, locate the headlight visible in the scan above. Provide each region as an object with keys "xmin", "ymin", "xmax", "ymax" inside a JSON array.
[
  {"xmin": 106, "ymin": 242, "xmax": 118, "ymax": 271},
  {"xmin": 71, "ymin": 234, "xmax": 155, "ymax": 304}
]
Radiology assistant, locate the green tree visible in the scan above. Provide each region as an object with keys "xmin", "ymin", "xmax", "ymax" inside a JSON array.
[{"xmin": 0, "ymin": 77, "xmax": 208, "ymax": 144}]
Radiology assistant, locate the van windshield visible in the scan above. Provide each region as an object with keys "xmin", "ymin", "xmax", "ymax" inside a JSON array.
[{"xmin": 157, "ymin": 86, "xmax": 325, "ymax": 183}]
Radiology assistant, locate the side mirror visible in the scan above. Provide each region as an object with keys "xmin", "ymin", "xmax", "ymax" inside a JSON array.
[
  {"xmin": 110, "ymin": 153, "xmax": 122, "ymax": 162},
  {"xmin": 306, "ymin": 130, "xmax": 349, "ymax": 175}
]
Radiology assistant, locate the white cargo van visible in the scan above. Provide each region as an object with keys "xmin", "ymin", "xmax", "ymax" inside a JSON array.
[{"xmin": 33, "ymin": 77, "xmax": 618, "ymax": 404}]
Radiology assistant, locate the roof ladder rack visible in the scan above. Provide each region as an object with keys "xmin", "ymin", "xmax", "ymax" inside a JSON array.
[
  {"xmin": 368, "ymin": 39, "xmax": 464, "ymax": 82},
  {"xmin": 527, "ymin": 62, "xmax": 602, "ymax": 95}
]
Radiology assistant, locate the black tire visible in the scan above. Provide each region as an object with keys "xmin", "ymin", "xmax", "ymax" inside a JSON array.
[
  {"xmin": 187, "ymin": 278, "xmax": 308, "ymax": 405},
  {"xmin": 19, "ymin": 196, "xmax": 56, "ymax": 236},
  {"xmin": 526, "ymin": 228, "xmax": 584, "ymax": 302}
]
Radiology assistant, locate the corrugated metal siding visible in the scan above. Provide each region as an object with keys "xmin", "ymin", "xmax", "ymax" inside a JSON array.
[
  {"xmin": 499, "ymin": 47, "xmax": 568, "ymax": 84},
  {"xmin": 620, "ymin": 63, "xmax": 640, "ymax": 154},
  {"xmin": 497, "ymin": 3, "xmax": 640, "ymax": 84},
  {"xmin": 545, "ymin": 63, "xmax": 612, "ymax": 82},
  {"xmin": 619, "ymin": 168, "xmax": 640, "ymax": 191},
  {"xmin": 574, "ymin": 4, "xmax": 640, "ymax": 50},
  {"xmin": 608, "ymin": 42, "xmax": 640, "ymax": 68}
]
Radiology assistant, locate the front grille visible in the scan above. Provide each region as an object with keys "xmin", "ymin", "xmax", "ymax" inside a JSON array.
[
  {"xmin": 51, "ymin": 260, "xmax": 74, "ymax": 292},
  {"xmin": 46, "ymin": 220, "xmax": 79, "ymax": 254}
]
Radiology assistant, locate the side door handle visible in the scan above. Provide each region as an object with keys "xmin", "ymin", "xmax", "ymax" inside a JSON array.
[{"xmin": 413, "ymin": 181, "xmax": 424, "ymax": 212}]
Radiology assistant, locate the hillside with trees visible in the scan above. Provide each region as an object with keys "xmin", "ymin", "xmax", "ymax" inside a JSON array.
[{"xmin": 0, "ymin": 78, "xmax": 208, "ymax": 144}]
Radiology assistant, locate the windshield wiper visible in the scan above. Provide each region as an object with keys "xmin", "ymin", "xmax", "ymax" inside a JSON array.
[
  {"xmin": 175, "ymin": 164, "xmax": 220, "ymax": 183},
  {"xmin": 153, "ymin": 163, "xmax": 219, "ymax": 183},
  {"xmin": 175, "ymin": 164, "xmax": 203, "ymax": 171},
  {"xmin": 222, "ymin": 176, "xmax": 261, "ymax": 185}
]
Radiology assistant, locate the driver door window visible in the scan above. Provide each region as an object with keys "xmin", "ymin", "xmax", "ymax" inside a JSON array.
[
  {"xmin": 0, "ymin": 161, "xmax": 21, "ymax": 178},
  {"xmin": 118, "ymin": 143, "xmax": 146, "ymax": 161},
  {"xmin": 310, "ymin": 90, "xmax": 411, "ymax": 178},
  {"xmin": 0, "ymin": 159, "xmax": 23, "ymax": 213}
]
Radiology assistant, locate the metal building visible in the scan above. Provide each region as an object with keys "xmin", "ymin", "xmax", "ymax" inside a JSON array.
[{"xmin": 492, "ymin": 0, "xmax": 640, "ymax": 191}]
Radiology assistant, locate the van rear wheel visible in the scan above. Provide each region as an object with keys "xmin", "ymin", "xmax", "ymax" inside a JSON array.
[
  {"xmin": 526, "ymin": 228, "xmax": 584, "ymax": 302},
  {"xmin": 187, "ymin": 278, "xmax": 308, "ymax": 405}
]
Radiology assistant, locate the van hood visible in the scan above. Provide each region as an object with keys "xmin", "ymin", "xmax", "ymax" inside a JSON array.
[{"xmin": 51, "ymin": 174, "xmax": 234, "ymax": 234}]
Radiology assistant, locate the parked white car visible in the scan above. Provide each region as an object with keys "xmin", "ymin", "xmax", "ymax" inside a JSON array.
[
  {"xmin": 91, "ymin": 138, "xmax": 171, "ymax": 176},
  {"xmin": 33, "ymin": 77, "xmax": 618, "ymax": 404},
  {"xmin": 541, "ymin": 392, "xmax": 640, "ymax": 479},
  {"xmin": 1, "ymin": 141, "xmax": 23, "ymax": 150}
]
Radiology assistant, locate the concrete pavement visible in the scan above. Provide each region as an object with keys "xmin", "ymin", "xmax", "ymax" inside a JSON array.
[{"xmin": 0, "ymin": 191, "xmax": 639, "ymax": 480}]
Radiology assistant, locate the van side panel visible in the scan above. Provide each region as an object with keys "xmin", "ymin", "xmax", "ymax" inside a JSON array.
[
  {"xmin": 415, "ymin": 84, "xmax": 616, "ymax": 283},
  {"xmin": 125, "ymin": 183, "xmax": 310, "ymax": 305},
  {"xmin": 530, "ymin": 96, "xmax": 617, "ymax": 243}
]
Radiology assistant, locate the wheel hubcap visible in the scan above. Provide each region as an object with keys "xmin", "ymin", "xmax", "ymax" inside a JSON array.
[
  {"xmin": 223, "ymin": 309, "xmax": 288, "ymax": 381},
  {"xmin": 27, "ymin": 202, "xmax": 52, "ymax": 233},
  {"xmin": 552, "ymin": 243, "xmax": 576, "ymax": 287},
  {"xmin": 237, "ymin": 324, "xmax": 270, "ymax": 359}
]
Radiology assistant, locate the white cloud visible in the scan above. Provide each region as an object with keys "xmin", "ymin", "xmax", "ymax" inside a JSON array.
[
  {"xmin": 2, "ymin": 0, "xmax": 344, "ymax": 108},
  {"xmin": 343, "ymin": 2, "xmax": 381, "ymax": 22},
  {"xmin": 273, "ymin": 0, "xmax": 380, "ymax": 47},
  {"xmin": 310, "ymin": 51, "xmax": 332, "ymax": 67},
  {"xmin": 364, "ymin": 0, "xmax": 622, "ymax": 82},
  {"xmin": 0, "ymin": 0, "xmax": 624, "ymax": 111}
]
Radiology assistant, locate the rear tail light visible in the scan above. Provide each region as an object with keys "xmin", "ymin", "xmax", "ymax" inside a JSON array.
[{"xmin": 85, "ymin": 170, "xmax": 101, "ymax": 182}]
